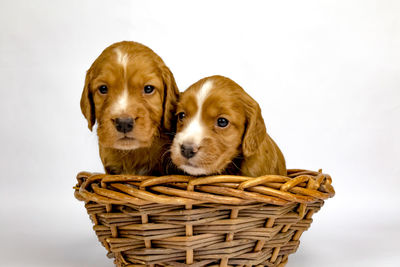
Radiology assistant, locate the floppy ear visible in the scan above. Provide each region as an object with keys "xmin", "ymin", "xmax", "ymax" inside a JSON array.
[
  {"xmin": 161, "ymin": 66, "xmax": 179, "ymax": 132},
  {"xmin": 241, "ymin": 95, "xmax": 267, "ymax": 157},
  {"xmin": 80, "ymin": 70, "xmax": 96, "ymax": 131}
]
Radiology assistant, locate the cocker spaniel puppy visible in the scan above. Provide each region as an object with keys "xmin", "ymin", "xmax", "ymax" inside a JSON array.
[
  {"xmin": 80, "ymin": 41, "xmax": 179, "ymax": 175},
  {"xmin": 171, "ymin": 75, "xmax": 286, "ymax": 177}
]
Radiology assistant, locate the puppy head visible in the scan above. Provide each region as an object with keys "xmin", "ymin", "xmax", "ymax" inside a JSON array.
[
  {"xmin": 80, "ymin": 41, "xmax": 178, "ymax": 150},
  {"xmin": 171, "ymin": 75, "xmax": 267, "ymax": 175}
]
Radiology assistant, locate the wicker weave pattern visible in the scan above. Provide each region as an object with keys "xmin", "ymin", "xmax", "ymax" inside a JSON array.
[{"xmin": 74, "ymin": 169, "xmax": 334, "ymax": 267}]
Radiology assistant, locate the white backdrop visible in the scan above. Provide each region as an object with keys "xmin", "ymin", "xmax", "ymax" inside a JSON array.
[{"xmin": 1, "ymin": 0, "xmax": 399, "ymax": 266}]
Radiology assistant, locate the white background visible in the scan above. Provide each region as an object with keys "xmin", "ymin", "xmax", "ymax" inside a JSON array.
[{"xmin": 1, "ymin": 0, "xmax": 399, "ymax": 266}]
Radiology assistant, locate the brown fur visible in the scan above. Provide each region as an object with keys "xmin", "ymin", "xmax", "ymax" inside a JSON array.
[
  {"xmin": 80, "ymin": 41, "xmax": 179, "ymax": 175},
  {"xmin": 171, "ymin": 75, "xmax": 286, "ymax": 177}
]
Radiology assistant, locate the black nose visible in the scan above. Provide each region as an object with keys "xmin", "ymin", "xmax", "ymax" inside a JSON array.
[
  {"xmin": 180, "ymin": 144, "xmax": 197, "ymax": 159},
  {"xmin": 115, "ymin": 117, "xmax": 134, "ymax": 133}
]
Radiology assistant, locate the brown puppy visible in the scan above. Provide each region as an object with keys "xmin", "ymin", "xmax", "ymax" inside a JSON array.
[
  {"xmin": 80, "ymin": 41, "xmax": 179, "ymax": 175},
  {"xmin": 171, "ymin": 75, "xmax": 286, "ymax": 177}
]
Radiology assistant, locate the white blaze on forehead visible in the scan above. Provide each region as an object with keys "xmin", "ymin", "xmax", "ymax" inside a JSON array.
[
  {"xmin": 176, "ymin": 80, "xmax": 213, "ymax": 146},
  {"xmin": 196, "ymin": 80, "xmax": 213, "ymax": 108},
  {"xmin": 114, "ymin": 48, "xmax": 129, "ymax": 69},
  {"xmin": 112, "ymin": 48, "xmax": 130, "ymax": 114}
]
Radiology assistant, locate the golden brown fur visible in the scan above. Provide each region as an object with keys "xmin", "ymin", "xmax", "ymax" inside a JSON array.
[
  {"xmin": 80, "ymin": 41, "xmax": 179, "ymax": 175},
  {"xmin": 171, "ymin": 75, "xmax": 286, "ymax": 177}
]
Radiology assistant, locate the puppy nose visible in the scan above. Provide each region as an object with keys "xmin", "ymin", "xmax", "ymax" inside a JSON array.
[
  {"xmin": 115, "ymin": 117, "xmax": 134, "ymax": 133},
  {"xmin": 180, "ymin": 143, "xmax": 198, "ymax": 159}
]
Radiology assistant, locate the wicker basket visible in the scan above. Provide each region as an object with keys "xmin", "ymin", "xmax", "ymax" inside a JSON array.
[{"xmin": 74, "ymin": 169, "xmax": 334, "ymax": 267}]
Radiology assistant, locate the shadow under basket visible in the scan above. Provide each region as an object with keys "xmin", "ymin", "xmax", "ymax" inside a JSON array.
[{"xmin": 74, "ymin": 169, "xmax": 335, "ymax": 267}]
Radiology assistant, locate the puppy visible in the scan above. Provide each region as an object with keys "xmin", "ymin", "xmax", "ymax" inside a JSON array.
[
  {"xmin": 80, "ymin": 41, "xmax": 179, "ymax": 175},
  {"xmin": 171, "ymin": 75, "xmax": 286, "ymax": 177}
]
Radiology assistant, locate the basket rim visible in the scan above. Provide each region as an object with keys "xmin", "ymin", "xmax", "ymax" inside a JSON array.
[{"xmin": 74, "ymin": 169, "xmax": 335, "ymax": 209}]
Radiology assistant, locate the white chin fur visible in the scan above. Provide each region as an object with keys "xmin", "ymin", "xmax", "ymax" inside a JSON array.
[
  {"xmin": 180, "ymin": 164, "xmax": 209, "ymax": 176},
  {"xmin": 112, "ymin": 139, "xmax": 140, "ymax": 150}
]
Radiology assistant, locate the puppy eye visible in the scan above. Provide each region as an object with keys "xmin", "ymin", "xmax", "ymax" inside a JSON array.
[
  {"xmin": 217, "ymin": 117, "xmax": 229, "ymax": 128},
  {"xmin": 98, "ymin": 85, "xmax": 108, "ymax": 94},
  {"xmin": 177, "ymin": 112, "xmax": 186, "ymax": 121},
  {"xmin": 144, "ymin": 85, "xmax": 155, "ymax": 94}
]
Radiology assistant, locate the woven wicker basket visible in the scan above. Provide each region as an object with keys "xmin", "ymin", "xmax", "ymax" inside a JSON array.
[{"xmin": 74, "ymin": 169, "xmax": 334, "ymax": 267}]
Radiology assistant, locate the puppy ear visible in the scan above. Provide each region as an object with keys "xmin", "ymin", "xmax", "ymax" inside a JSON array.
[
  {"xmin": 80, "ymin": 69, "xmax": 96, "ymax": 131},
  {"xmin": 242, "ymin": 94, "xmax": 267, "ymax": 157},
  {"xmin": 161, "ymin": 66, "xmax": 179, "ymax": 132}
]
